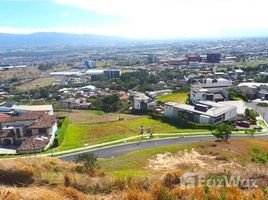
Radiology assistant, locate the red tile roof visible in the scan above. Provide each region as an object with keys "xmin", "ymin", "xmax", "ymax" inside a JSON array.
[
  {"xmin": 0, "ymin": 114, "xmax": 11, "ymax": 123},
  {"xmin": 27, "ymin": 115, "xmax": 57, "ymax": 129},
  {"xmin": 4, "ymin": 111, "xmax": 45, "ymax": 123},
  {"xmin": 17, "ymin": 136, "xmax": 50, "ymax": 152}
]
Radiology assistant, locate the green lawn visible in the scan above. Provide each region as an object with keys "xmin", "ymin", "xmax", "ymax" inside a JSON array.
[
  {"xmin": 158, "ymin": 92, "xmax": 188, "ymax": 104},
  {"xmin": 55, "ymin": 110, "xmax": 207, "ymax": 151}
]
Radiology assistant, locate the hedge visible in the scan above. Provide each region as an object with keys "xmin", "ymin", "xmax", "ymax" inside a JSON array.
[{"xmin": 54, "ymin": 117, "xmax": 69, "ymax": 147}]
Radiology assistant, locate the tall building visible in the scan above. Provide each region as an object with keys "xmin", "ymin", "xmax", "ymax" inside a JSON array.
[
  {"xmin": 81, "ymin": 60, "xmax": 96, "ymax": 68},
  {"xmin": 104, "ymin": 69, "xmax": 121, "ymax": 79},
  {"xmin": 207, "ymin": 53, "xmax": 221, "ymax": 63},
  {"xmin": 147, "ymin": 55, "xmax": 158, "ymax": 64}
]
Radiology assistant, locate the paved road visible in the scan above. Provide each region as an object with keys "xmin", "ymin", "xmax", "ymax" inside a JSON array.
[{"xmin": 60, "ymin": 134, "xmax": 268, "ymax": 162}]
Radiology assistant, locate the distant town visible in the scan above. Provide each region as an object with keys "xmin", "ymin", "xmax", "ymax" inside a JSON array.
[{"xmin": 0, "ymin": 37, "xmax": 267, "ymax": 155}]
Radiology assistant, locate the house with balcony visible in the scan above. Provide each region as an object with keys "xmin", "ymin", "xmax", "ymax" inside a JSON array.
[{"xmin": 0, "ymin": 111, "xmax": 57, "ymax": 153}]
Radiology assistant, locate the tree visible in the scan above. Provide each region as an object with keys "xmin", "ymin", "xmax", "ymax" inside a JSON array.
[
  {"xmin": 245, "ymin": 108, "xmax": 259, "ymax": 120},
  {"xmin": 75, "ymin": 152, "xmax": 99, "ymax": 174},
  {"xmin": 212, "ymin": 124, "xmax": 233, "ymax": 142}
]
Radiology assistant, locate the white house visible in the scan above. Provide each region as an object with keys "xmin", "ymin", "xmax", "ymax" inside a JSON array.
[
  {"xmin": 134, "ymin": 93, "xmax": 156, "ymax": 111},
  {"xmin": 190, "ymin": 80, "xmax": 232, "ymax": 105},
  {"xmin": 164, "ymin": 101, "xmax": 237, "ymax": 125}
]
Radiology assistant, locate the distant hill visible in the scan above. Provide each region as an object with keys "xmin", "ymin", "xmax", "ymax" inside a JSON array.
[{"xmin": 0, "ymin": 32, "xmax": 131, "ymax": 47}]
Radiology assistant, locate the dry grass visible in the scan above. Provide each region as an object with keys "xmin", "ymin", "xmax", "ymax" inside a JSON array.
[
  {"xmin": 0, "ymin": 67, "xmax": 41, "ymax": 80},
  {"xmin": 15, "ymin": 77, "xmax": 58, "ymax": 91},
  {"xmin": 0, "ymin": 186, "xmax": 91, "ymax": 200},
  {"xmin": 1, "ymin": 139, "xmax": 268, "ymax": 199}
]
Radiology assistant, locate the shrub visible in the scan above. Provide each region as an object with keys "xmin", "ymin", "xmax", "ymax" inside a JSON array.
[
  {"xmin": 257, "ymin": 102, "xmax": 268, "ymax": 107},
  {"xmin": 151, "ymin": 184, "xmax": 176, "ymax": 200},
  {"xmin": 75, "ymin": 152, "xmax": 100, "ymax": 174},
  {"xmin": 251, "ymin": 147, "xmax": 268, "ymax": 164}
]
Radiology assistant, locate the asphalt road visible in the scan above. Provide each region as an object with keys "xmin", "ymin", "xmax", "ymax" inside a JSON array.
[{"xmin": 60, "ymin": 134, "xmax": 268, "ymax": 162}]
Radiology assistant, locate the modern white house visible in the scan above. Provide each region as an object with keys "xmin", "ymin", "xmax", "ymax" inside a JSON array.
[
  {"xmin": 190, "ymin": 80, "xmax": 232, "ymax": 105},
  {"xmin": 134, "ymin": 93, "xmax": 156, "ymax": 111},
  {"xmin": 164, "ymin": 101, "xmax": 237, "ymax": 125}
]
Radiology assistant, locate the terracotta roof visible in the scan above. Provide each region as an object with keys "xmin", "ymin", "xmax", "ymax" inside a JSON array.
[
  {"xmin": 17, "ymin": 136, "xmax": 50, "ymax": 152},
  {"xmin": 0, "ymin": 114, "xmax": 11, "ymax": 123},
  {"xmin": 4, "ymin": 111, "xmax": 46, "ymax": 123},
  {"xmin": 27, "ymin": 115, "xmax": 57, "ymax": 129}
]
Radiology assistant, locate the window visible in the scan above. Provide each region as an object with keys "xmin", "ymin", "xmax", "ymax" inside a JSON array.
[
  {"xmin": 39, "ymin": 128, "xmax": 47, "ymax": 134},
  {"xmin": 16, "ymin": 128, "xmax": 21, "ymax": 138}
]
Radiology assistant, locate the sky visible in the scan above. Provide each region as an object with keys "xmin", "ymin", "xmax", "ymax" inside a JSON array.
[{"xmin": 1, "ymin": 0, "xmax": 268, "ymax": 39}]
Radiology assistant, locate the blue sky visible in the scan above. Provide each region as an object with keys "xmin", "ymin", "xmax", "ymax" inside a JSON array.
[
  {"xmin": 1, "ymin": 0, "xmax": 268, "ymax": 39},
  {"xmin": 0, "ymin": 1, "xmax": 123, "ymax": 30}
]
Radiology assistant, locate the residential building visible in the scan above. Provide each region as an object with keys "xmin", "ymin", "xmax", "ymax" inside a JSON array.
[
  {"xmin": 237, "ymin": 82, "xmax": 268, "ymax": 99},
  {"xmin": 12, "ymin": 105, "xmax": 54, "ymax": 115},
  {"xmin": 134, "ymin": 93, "xmax": 156, "ymax": 111},
  {"xmin": 81, "ymin": 60, "xmax": 96, "ymax": 68},
  {"xmin": 62, "ymin": 98, "xmax": 92, "ymax": 109},
  {"xmin": 147, "ymin": 90, "xmax": 173, "ymax": 98},
  {"xmin": 0, "ymin": 103, "xmax": 54, "ymax": 115},
  {"xmin": 164, "ymin": 101, "xmax": 237, "ymax": 125},
  {"xmin": 0, "ymin": 111, "xmax": 57, "ymax": 153},
  {"xmin": 190, "ymin": 80, "xmax": 232, "ymax": 105},
  {"xmin": 104, "ymin": 69, "xmax": 121, "ymax": 79}
]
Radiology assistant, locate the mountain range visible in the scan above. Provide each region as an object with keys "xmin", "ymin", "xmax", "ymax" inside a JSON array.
[{"xmin": 0, "ymin": 32, "xmax": 132, "ymax": 48}]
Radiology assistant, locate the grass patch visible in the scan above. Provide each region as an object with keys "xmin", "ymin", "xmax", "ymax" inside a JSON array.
[
  {"xmin": 158, "ymin": 93, "xmax": 188, "ymax": 104},
  {"xmin": 99, "ymin": 143, "xmax": 197, "ymax": 176},
  {"xmin": 55, "ymin": 113, "xmax": 207, "ymax": 151},
  {"xmin": 88, "ymin": 110, "xmax": 104, "ymax": 115},
  {"xmin": 99, "ymin": 139, "xmax": 268, "ymax": 177},
  {"xmin": 16, "ymin": 77, "xmax": 57, "ymax": 91}
]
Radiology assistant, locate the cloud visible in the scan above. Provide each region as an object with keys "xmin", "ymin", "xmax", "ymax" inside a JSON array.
[
  {"xmin": 52, "ymin": 0, "xmax": 268, "ymax": 38},
  {"xmin": 60, "ymin": 12, "xmax": 70, "ymax": 17},
  {"xmin": 1, "ymin": 0, "xmax": 268, "ymax": 38}
]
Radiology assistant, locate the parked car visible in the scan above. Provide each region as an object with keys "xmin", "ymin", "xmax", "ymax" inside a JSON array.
[{"xmin": 236, "ymin": 121, "xmax": 250, "ymax": 128}]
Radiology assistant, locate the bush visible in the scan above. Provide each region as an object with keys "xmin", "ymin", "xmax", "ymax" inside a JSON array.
[
  {"xmin": 257, "ymin": 102, "xmax": 268, "ymax": 107},
  {"xmin": 251, "ymin": 147, "xmax": 268, "ymax": 164},
  {"xmin": 75, "ymin": 152, "xmax": 100, "ymax": 174}
]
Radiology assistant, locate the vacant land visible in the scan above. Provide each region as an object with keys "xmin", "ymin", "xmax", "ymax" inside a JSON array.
[
  {"xmin": 0, "ymin": 66, "xmax": 41, "ymax": 80},
  {"xmin": 100, "ymin": 139, "xmax": 268, "ymax": 177},
  {"xmin": 56, "ymin": 110, "xmax": 207, "ymax": 151},
  {"xmin": 158, "ymin": 92, "xmax": 188, "ymax": 104},
  {"xmin": 1, "ymin": 139, "xmax": 268, "ymax": 200},
  {"xmin": 15, "ymin": 77, "xmax": 58, "ymax": 91}
]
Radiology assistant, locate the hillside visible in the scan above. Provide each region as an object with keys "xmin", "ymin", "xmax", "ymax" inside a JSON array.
[{"xmin": 0, "ymin": 139, "xmax": 268, "ymax": 199}]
